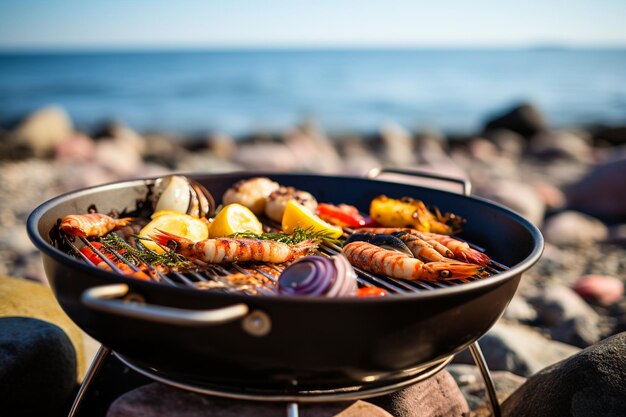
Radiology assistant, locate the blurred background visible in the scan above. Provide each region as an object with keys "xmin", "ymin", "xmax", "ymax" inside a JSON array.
[
  {"xmin": 1, "ymin": 2, "xmax": 626, "ymax": 412},
  {"xmin": 1, "ymin": 1, "xmax": 625, "ymax": 135}
]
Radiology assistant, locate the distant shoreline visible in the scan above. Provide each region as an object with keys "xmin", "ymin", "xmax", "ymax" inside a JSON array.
[{"xmin": 1, "ymin": 45, "xmax": 626, "ymax": 56}]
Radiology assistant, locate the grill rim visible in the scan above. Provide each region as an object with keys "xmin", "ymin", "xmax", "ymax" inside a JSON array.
[{"xmin": 27, "ymin": 172, "xmax": 544, "ymax": 302}]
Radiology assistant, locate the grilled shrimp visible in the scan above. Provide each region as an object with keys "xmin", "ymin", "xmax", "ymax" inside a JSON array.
[
  {"xmin": 392, "ymin": 231, "xmax": 451, "ymax": 262},
  {"xmin": 356, "ymin": 227, "xmax": 453, "ymax": 258},
  {"xmin": 355, "ymin": 227, "xmax": 491, "ymax": 266},
  {"xmin": 60, "ymin": 213, "xmax": 134, "ymax": 237},
  {"xmin": 149, "ymin": 230, "xmax": 316, "ymax": 264},
  {"xmin": 342, "ymin": 241, "xmax": 480, "ymax": 281}
]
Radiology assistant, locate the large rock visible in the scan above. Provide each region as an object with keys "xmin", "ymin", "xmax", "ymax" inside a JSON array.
[
  {"xmin": 0, "ymin": 317, "xmax": 77, "ymax": 417},
  {"xmin": 566, "ymin": 156, "xmax": 626, "ymax": 223},
  {"xmin": 0, "ymin": 275, "xmax": 85, "ymax": 377},
  {"xmin": 542, "ymin": 211, "xmax": 608, "ymax": 247},
  {"xmin": 502, "ymin": 332, "xmax": 626, "ymax": 417},
  {"xmin": 11, "ymin": 106, "xmax": 74, "ymax": 158},
  {"xmin": 483, "ymin": 103, "xmax": 548, "ymax": 138},
  {"xmin": 453, "ymin": 322, "xmax": 580, "ymax": 377}
]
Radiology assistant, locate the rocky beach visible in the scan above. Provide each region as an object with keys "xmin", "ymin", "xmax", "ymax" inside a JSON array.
[{"xmin": 1, "ymin": 102, "xmax": 626, "ymax": 416}]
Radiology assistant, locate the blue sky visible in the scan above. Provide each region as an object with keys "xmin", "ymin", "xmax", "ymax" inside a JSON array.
[{"xmin": 0, "ymin": 0, "xmax": 625, "ymax": 50}]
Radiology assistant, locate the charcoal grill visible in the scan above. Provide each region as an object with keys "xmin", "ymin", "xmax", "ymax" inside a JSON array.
[{"xmin": 27, "ymin": 169, "xmax": 544, "ymax": 417}]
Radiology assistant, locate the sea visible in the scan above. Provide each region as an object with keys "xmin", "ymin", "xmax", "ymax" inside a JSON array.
[{"xmin": 0, "ymin": 49, "xmax": 625, "ymax": 137}]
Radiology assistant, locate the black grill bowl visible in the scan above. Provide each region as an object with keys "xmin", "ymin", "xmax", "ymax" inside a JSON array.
[{"xmin": 27, "ymin": 172, "xmax": 543, "ymax": 392}]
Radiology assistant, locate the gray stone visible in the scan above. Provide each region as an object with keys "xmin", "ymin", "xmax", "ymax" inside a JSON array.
[
  {"xmin": 475, "ymin": 180, "xmax": 546, "ymax": 226},
  {"xmin": 530, "ymin": 285, "xmax": 602, "ymax": 347},
  {"xmin": 530, "ymin": 285, "xmax": 600, "ymax": 326},
  {"xmin": 455, "ymin": 368, "xmax": 526, "ymax": 412},
  {"xmin": 0, "ymin": 317, "xmax": 77, "ymax": 417},
  {"xmin": 566, "ymin": 156, "xmax": 626, "ymax": 223},
  {"xmin": 529, "ymin": 129, "xmax": 593, "ymax": 162},
  {"xmin": 380, "ymin": 122, "xmax": 416, "ymax": 166},
  {"xmin": 453, "ymin": 322, "xmax": 580, "ymax": 377},
  {"xmin": 502, "ymin": 332, "xmax": 626, "ymax": 417},
  {"xmin": 483, "ymin": 103, "xmax": 548, "ymax": 138},
  {"xmin": 542, "ymin": 211, "xmax": 608, "ymax": 247},
  {"xmin": 502, "ymin": 295, "xmax": 538, "ymax": 323},
  {"xmin": 483, "ymin": 128, "xmax": 526, "ymax": 159}
]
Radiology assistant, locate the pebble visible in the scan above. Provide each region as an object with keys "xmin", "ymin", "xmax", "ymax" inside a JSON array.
[
  {"xmin": 542, "ymin": 210, "xmax": 608, "ymax": 247},
  {"xmin": 502, "ymin": 332, "xmax": 626, "ymax": 417},
  {"xmin": 572, "ymin": 274, "xmax": 624, "ymax": 306},
  {"xmin": 453, "ymin": 322, "xmax": 580, "ymax": 377},
  {"xmin": 502, "ymin": 294, "xmax": 538, "ymax": 323}
]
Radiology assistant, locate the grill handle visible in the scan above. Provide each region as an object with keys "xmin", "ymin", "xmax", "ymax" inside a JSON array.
[
  {"xmin": 81, "ymin": 283, "xmax": 250, "ymax": 327},
  {"xmin": 367, "ymin": 168, "xmax": 471, "ymax": 196}
]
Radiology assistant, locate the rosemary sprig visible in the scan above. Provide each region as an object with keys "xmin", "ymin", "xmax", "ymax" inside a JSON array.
[
  {"xmin": 100, "ymin": 233, "xmax": 193, "ymax": 269},
  {"xmin": 229, "ymin": 226, "xmax": 341, "ymax": 245}
]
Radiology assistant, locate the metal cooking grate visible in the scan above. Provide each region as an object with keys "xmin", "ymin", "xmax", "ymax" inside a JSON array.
[{"xmin": 62, "ymin": 224, "xmax": 507, "ymax": 296}]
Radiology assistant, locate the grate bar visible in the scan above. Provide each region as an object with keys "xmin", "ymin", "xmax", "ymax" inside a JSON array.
[{"xmin": 62, "ymin": 220, "xmax": 507, "ymax": 297}]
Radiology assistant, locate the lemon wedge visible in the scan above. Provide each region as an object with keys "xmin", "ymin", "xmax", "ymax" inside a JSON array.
[
  {"xmin": 282, "ymin": 200, "xmax": 343, "ymax": 239},
  {"xmin": 208, "ymin": 203, "xmax": 263, "ymax": 238},
  {"xmin": 139, "ymin": 210, "xmax": 209, "ymax": 253}
]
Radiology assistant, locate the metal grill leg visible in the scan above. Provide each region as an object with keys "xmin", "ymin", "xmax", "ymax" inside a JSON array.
[
  {"xmin": 468, "ymin": 342, "xmax": 501, "ymax": 417},
  {"xmin": 286, "ymin": 402, "xmax": 299, "ymax": 417},
  {"xmin": 67, "ymin": 345, "xmax": 111, "ymax": 417}
]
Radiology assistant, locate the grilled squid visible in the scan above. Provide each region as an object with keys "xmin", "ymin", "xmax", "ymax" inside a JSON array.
[
  {"xmin": 265, "ymin": 186, "xmax": 318, "ymax": 223},
  {"xmin": 153, "ymin": 175, "xmax": 215, "ymax": 218}
]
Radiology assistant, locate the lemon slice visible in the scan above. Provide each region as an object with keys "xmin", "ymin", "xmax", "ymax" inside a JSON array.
[
  {"xmin": 282, "ymin": 200, "xmax": 343, "ymax": 239},
  {"xmin": 139, "ymin": 210, "xmax": 209, "ymax": 253},
  {"xmin": 208, "ymin": 203, "xmax": 263, "ymax": 238}
]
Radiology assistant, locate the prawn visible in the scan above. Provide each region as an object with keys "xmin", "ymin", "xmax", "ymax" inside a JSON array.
[
  {"xmin": 60, "ymin": 213, "xmax": 134, "ymax": 237},
  {"xmin": 355, "ymin": 227, "xmax": 491, "ymax": 266},
  {"xmin": 342, "ymin": 241, "xmax": 480, "ymax": 281},
  {"xmin": 149, "ymin": 230, "xmax": 316, "ymax": 264}
]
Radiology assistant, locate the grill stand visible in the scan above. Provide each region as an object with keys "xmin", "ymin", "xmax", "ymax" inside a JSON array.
[{"xmin": 67, "ymin": 343, "xmax": 501, "ymax": 417}]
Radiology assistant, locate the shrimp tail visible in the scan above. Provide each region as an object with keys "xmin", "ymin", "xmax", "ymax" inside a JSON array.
[
  {"xmin": 289, "ymin": 239, "xmax": 319, "ymax": 259},
  {"xmin": 148, "ymin": 229, "xmax": 193, "ymax": 249},
  {"xmin": 460, "ymin": 249, "xmax": 492, "ymax": 267}
]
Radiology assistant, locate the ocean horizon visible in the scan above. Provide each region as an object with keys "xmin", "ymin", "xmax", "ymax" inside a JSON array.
[{"xmin": 1, "ymin": 48, "xmax": 625, "ymax": 137}]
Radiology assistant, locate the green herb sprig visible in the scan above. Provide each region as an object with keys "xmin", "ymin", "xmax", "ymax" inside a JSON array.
[
  {"xmin": 100, "ymin": 233, "xmax": 193, "ymax": 269},
  {"xmin": 229, "ymin": 226, "xmax": 342, "ymax": 245}
]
